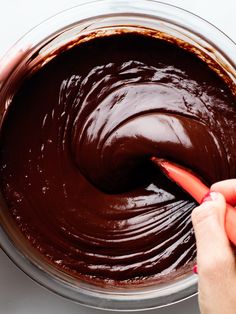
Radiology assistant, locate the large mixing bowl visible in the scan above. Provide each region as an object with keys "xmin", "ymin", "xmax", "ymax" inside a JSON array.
[{"xmin": 0, "ymin": 0, "xmax": 236, "ymax": 310}]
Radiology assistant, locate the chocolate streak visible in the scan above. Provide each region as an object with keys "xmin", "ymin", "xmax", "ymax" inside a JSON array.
[{"xmin": 0, "ymin": 33, "xmax": 235, "ymax": 285}]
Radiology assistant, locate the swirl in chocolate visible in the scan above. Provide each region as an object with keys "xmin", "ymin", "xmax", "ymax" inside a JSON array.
[{"xmin": 0, "ymin": 33, "xmax": 235, "ymax": 286}]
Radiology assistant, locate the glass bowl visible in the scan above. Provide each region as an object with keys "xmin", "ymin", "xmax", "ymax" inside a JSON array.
[{"xmin": 0, "ymin": 0, "xmax": 236, "ymax": 311}]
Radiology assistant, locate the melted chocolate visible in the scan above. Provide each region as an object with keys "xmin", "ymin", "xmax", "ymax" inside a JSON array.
[{"xmin": 0, "ymin": 33, "xmax": 235, "ymax": 286}]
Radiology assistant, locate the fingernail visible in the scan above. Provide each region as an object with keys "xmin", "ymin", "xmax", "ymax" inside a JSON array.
[
  {"xmin": 201, "ymin": 191, "xmax": 220, "ymax": 204},
  {"xmin": 193, "ymin": 264, "xmax": 198, "ymax": 274}
]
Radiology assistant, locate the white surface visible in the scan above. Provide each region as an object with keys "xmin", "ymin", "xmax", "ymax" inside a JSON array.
[{"xmin": 0, "ymin": 1, "xmax": 235, "ymax": 313}]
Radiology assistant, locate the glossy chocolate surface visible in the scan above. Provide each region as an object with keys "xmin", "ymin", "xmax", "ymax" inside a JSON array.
[{"xmin": 0, "ymin": 33, "xmax": 235, "ymax": 286}]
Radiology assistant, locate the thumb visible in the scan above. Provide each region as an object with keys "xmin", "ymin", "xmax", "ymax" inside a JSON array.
[{"xmin": 191, "ymin": 192, "xmax": 235, "ymax": 278}]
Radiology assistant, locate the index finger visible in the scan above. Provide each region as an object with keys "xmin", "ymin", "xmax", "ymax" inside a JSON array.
[{"xmin": 211, "ymin": 179, "xmax": 236, "ymax": 205}]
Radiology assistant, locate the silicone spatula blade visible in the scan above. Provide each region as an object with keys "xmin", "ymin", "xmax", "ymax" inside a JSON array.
[
  {"xmin": 151, "ymin": 157, "xmax": 236, "ymax": 246},
  {"xmin": 151, "ymin": 157, "xmax": 209, "ymax": 203}
]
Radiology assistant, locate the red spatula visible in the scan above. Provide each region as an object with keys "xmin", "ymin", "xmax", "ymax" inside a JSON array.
[{"xmin": 151, "ymin": 157, "xmax": 236, "ymax": 246}]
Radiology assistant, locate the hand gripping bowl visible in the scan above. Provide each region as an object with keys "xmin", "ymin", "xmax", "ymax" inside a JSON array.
[{"xmin": 0, "ymin": 0, "xmax": 236, "ymax": 311}]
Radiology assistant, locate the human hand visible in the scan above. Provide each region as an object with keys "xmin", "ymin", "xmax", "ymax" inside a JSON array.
[{"xmin": 191, "ymin": 179, "xmax": 236, "ymax": 314}]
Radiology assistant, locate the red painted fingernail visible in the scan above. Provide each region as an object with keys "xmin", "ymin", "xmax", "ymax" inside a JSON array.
[
  {"xmin": 201, "ymin": 191, "xmax": 220, "ymax": 204},
  {"xmin": 193, "ymin": 264, "xmax": 198, "ymax": 274}
]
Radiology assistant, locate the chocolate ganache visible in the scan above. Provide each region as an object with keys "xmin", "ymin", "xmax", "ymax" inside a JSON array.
[{"xmin": 0, "ymin": 32, "xmax": 235, "ymax": 286}]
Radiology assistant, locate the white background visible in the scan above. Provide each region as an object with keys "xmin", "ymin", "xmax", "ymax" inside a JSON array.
[{"xmin": 0, "ymin": 1, "xmax": 235, "ymax": 313}]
